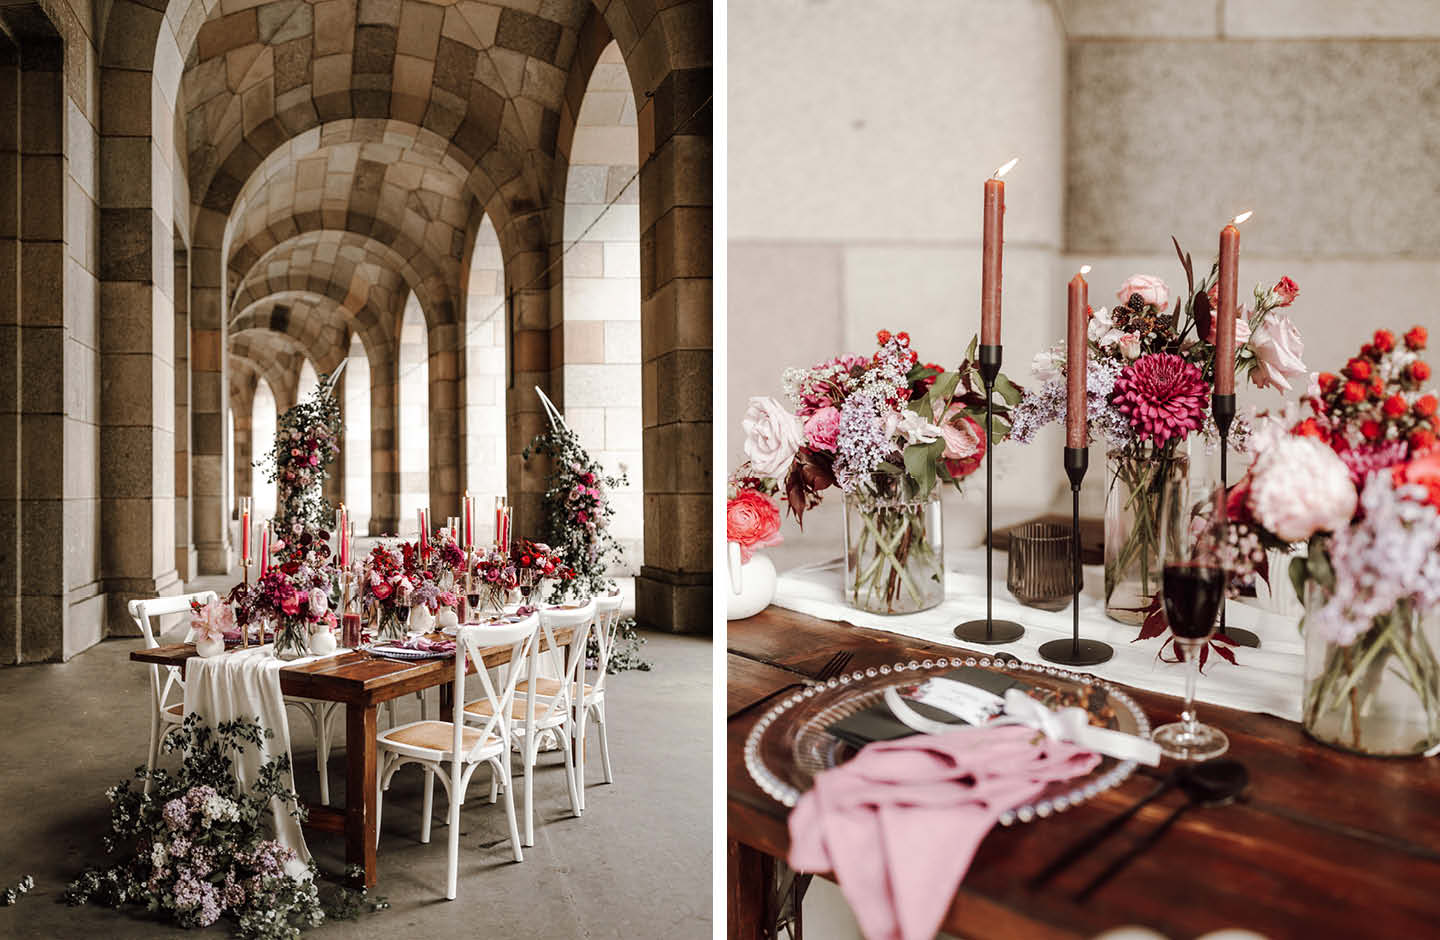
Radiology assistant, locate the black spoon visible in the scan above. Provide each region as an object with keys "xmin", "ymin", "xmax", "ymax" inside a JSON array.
[
  {"xmin": 1030, "ymin": 766, "xmax": 1186, "ymax": 888},
  {"xmin": 1075, "ymin": 759, "xmax": 1248, "ymax": 901}
]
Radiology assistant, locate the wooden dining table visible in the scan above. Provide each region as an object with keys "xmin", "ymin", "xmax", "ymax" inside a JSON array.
[
  {"xmin": 728, "ymin": 607, "xmax": 1440, "ymax": 939},
  {"xmin": 131, "ymin": 626, "xmax": 573, "ymax": 889}
]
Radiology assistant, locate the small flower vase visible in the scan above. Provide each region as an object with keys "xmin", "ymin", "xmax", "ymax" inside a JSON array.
[
  {"xmin": 411, "ymin": 604, "xmax": 436, "ymax": 634},
  {"xmin": 727, "ymin": 540, "xmax": 776, "ymax": 620},
  {"xmin": 376, "ymin": 608, "xmax": 407, "ymax": 642},
  {"xmin": 310, "ymin": 628, "xmax": 337, "ymax": 656},
  {"xmin": 195, "ymin": 635, "xmax": 224, "ymax": 658},
  {"xmin": 841, "ymin": 476, "xmax": 945, "ymax": 615},
  {"xmin": 1104, "ymin": 447, "xmax": 1189, "ymax": 624},
  {"xmin": 273, "ymin": 620, "xmax": 312, "ymax": 660},
  {"xmin": 1302, "ymin": 584, "xmax": 1440, "ymax": 756}
]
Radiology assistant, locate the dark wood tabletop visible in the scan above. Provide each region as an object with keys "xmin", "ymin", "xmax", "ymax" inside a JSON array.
[
  {"xmin": 727, "ymin": 607, "xmax": 1440, "ymax": 940},
  {"xmin": 131, "ymin": 626, "xmax": 573, "ymax": 888}
]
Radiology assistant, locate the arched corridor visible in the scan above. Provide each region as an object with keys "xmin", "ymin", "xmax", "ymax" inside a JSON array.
[{"xmin": 0, "ymin": 0, "xmax": 711, "ymax": 663}]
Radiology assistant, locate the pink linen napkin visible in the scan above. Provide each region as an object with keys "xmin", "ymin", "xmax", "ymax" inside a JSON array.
[{"xmin": 787, "ymin": 724, "xmax": 1100, "ymax": 940}]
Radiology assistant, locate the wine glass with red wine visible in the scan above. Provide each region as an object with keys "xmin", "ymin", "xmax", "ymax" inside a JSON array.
[{"xmin": 1152, "ymin": 480, "xmax": 1230, "ymax": 761}]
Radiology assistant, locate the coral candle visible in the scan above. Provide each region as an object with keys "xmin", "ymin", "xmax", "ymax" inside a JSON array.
[
  {"xmin": 1215, "ymin": 211, "xmax": 1250, "ymax": 396},
  {"xmin": 259, "ymin": 522, "xmax": 270, "ymax": 577},
  {"xmin": 241, "ymin": 504, "xmax": 250, "ymax": 562},
  {"xmin": 464, "ymin": 490, "xmax": 473, "ymax": 550},
  {"xmin": 1067, "ymin": 266, "xmax": 1090, "ymax": 449},
  {"xmin": 337, "ymin": 504, "xmax": 349, "ymax": 567},
  {"xmin": 981, "ymin": 157, "xmax": 1018, "ymax": 346}
]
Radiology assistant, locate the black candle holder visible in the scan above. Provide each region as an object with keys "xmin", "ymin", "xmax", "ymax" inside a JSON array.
[
  {"xmin": 1213, "ymin": 392, "xmax": 1260, "ymax": 648},
  {"xmin": 1038, "ymin": 447, "xmax": 1114, "ymax": 666},
  {"xmin": 954, "ymin": 344, "xmax": 1025, "ymax": 646}
]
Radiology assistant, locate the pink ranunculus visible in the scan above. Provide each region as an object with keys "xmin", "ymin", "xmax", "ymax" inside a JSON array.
[
  {"xmin": 803, "ymin": 406, "xmax": 841, "ymax": 453},
  {"xmin": 1249, "ymin": 435, "xmax": 1356, "ymax": 540},
  {"xmin": 742, "ymin": 396, "xmax": 805, "ymax": 478},
  {"xmin": 726, "ymin": 489, "xmax": 783, "ymax": 562},
  {"xmin": 1248, "ymin": 312, "xmax": 1307, "ymax": 392},
  {"xmin": 1116, "ymin": 274, "xmax": 1170, "ymax": 312},
  {"xmin": 289, "ymin": 449, "xmax": 300, "ymax": 457}
]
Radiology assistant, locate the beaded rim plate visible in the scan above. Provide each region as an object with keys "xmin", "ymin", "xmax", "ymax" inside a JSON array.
[{"xmin": 743, "ymin": 655, "xmax": 1152, "ymax": 826}]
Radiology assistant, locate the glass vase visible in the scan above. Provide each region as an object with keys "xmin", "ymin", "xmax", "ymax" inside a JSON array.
[
  {"xmin": 273, "ymin": 620, "xmax": 312, "ymax": 660},
  {"xmin": 842, "ymin": 480, "xmax": 945, "ymax": 615},
  {"xmin": 377, "ymin": 609, "xmax": 408, "ymax": 642},
  {"xmin": 1303, "ymin": 585, "xmax": 1440, "ymax": 756},
  {"xmin": 1104, "ymin": 447, "xmax": 1189, "ymax": 624}
]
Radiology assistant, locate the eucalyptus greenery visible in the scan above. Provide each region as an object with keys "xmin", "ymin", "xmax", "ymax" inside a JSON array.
[
  {"xmin": 63, "ymin": 715, "xmax": 385, "ymax": 939},
  {"xmin": 523, "ymin": 421, "xmax": 650, "ymax": 673}
]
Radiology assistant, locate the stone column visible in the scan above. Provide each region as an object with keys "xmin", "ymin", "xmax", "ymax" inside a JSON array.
[
  {"xmin": 173, "ymin": 242, "xmax": 196, "ymax": 581},
  {"xmin": 188, "ymin": 226, "xmax": 230, "ymax": 574},
  {"xmin": 322, "ymin": 365, "xmax": 345, "ymax": 513},
  {"xmin": 369, "ymin": 350, "xmax": 400, "ymax": 535},
  {"xmin": 0, "ymin": 35, "xmax": 20, "ymax": 663},
  {"xmin": 427, "ymin": 324, "xmax": 462, "ymax": 522},
  {"xmin": 634, "ymin": 64, "xmax": 713, "ymax": 634},
  {"xmin": 504, "ymin": 241, "xmax": 552, "ymax": 536}
]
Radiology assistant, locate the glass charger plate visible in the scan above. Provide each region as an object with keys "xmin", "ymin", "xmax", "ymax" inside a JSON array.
[{"xmin": 744, "ymin": 653, "xmax": 1152, "ymax": 826}]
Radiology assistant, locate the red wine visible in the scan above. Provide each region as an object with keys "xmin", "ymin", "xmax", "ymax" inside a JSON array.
[{"xmin": 1162, "ymin": 564, "xmax": 1225, "ymax": 639}]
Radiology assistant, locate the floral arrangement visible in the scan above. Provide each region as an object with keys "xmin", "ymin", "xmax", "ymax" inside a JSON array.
[
  {"xmin": 229, "ymin": 527, "xmax": 338, "ymax": 657},
  {"xmin": 190, "ymin": 596, "xmax": 235, "ymax": 645},
  {"xmin": 469, "ymin": 546, "xmax": 518, "ymax": 611},
  {"xmin": 511, "ymin": 539, "xmax": 574, "ymax": 585},
  {"xmin": 739, "ymin": 330, "xmax": 1017, "ymax": 614},
  {"xmin": 726, "ymin": 474, "xmax": 783, "ymax": 563},
  {"xmin": 262, "ymin": 377, "xmax": 342, "ymax": 532},
  {"xmin": 1012, "ymin": 244, "xmax": 1304, "ymax": 622},
  {"xmin": 63, "ymin": 715, "xmax": 386, "ymax": 938},
  {"xmin": 1232, "ymin": 327, "xmax": 1440, "ymax": 751},
  {"xmin": 523, "ymin": 422, "xmax": 648, "ymax": 672}
]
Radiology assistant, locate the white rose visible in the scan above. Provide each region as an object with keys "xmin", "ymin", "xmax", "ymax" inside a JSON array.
[
  {"xmin": 1087, "ymin": 306, "xmax": 1114, "ymax": 343},
  {"xmin": 1248, "ymin": 312, "xmax": 1307, "ymax": 392},
  {"xmin": 1031, "ymin": 348, "xmax": 1063, "ymax": 383},
  {"xmin": 742, "ymin": 396, "xmax": 805, "ymax": 478},
  {"xmin": 1118, "ymin": 333, "xmax": 1142, "ymax": 360},
  {"xmin": 896, "ymin": 409, "xmax": 942, "ymax": 445}
]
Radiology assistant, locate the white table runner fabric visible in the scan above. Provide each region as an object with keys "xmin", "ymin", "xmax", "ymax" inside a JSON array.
[
  {"xmin": 771, "ymin": 548, "xmax": 1308, "ymax": 723},
  {"xmin": 183, "ymin": 645, "xmax": 346, "ymax": 864}
]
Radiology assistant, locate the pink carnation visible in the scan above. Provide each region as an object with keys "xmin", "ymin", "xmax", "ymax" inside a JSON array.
[
  {"xmin": 1110, "ymin": 353, "xmax": 1208, "ymax": 446},
  {"xmin": 803, "ymin": 406, "xmax": 841, "ymax": 452}
]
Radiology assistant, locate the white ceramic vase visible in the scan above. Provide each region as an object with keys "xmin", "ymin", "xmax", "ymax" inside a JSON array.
[
  {"xmin": 310, "ymin": 629, "xmax": 337, "ymax": 656},
  {"xmin": 195, "ymin": 635, "xmax": 224, "ymax": 658},
  {"xmin": 727, "ymin": 541, "xmax": 776, "ymax": 620},
  {"xmin": 411, "ymin": 604, "xmax": 436, "ymax": 633}
]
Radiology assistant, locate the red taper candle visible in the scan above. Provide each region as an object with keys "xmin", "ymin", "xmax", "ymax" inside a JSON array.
[
  {"xmin": 980, "ymin": 164, "xmax": 1012, "ymax": 346},
  {"xmin": 1215, "ymin": 219, "xmax": 1243, "ymax": 396},
  {"xmin": 1066, "ymin": 269, "xmax": 1089, "ymax": 449}
]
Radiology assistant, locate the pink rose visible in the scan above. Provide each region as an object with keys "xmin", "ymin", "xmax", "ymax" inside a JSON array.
[
  {"xmin": 280, "ymin": 591, "xmax": 301, "ymax": 616},
  {"xmin": 1272, "ymin": 277, "xmax": 1299, "ymax": 307},
  {"xmin": 803, "ymin": 406, "xmax": 841, "ymax": 453},
  {"xmin": 726, "ymin": 489, "xmax": 783, "ymax": 562},
  {"xmin": 1118, "ymin": 333, "xmax": 1143, "ymax": 360},
  {"xmin": 933, "ymin": 401, "xmax": 982, "ymax": 464},
  {"xmin": 742, "ymin": 396, "xmax": 805, "ymax": 478},
  {"xmin": 1248, "ymin": 312, "xmax": 1307, "ymax": 392},
  {"xmin": 307, "ymin": 588, "xmax": 328, "ymax": 614},
  {"xmin": 1116, "ymin": 274, "xmax": 1169, "ymax": 312}
]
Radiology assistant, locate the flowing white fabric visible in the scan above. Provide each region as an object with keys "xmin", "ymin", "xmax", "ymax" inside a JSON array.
[
  {"xmin": 183, "ymin": 645, "xmax": 343, "ymax": 865},
  {"xmin": 773, "ymin": 547, "xmax": 1308, "ymax": 722}
]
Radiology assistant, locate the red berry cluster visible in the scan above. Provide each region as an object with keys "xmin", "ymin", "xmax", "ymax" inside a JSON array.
[{"xmin": 1310, "ymin": 327, "xmax": 1437, "ymax": 454}]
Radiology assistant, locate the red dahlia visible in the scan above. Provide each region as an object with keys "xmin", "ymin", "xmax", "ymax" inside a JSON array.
[
  {"xmin": 1411, "ymin": 361, "xmax": 1432, "ymax": 383},
  {"xmin": 1410, "ymin": 429, "xmax": 1436, "ymax": 453},
  {"xmin": 1374, "ymin": 329, "xmax": 1396, "ymax": 353},
  {"xmin": 1417, "ymin": 395, "xmax": 1439, "ymax": 418},
  {"xmin": 1343, "ymin": 381, "xmax": 1367, "ymax": 404},
  {"xmin": 1110, "ymin": 353, "xmax": 1208, "ymax": 447},
  {"xmin": 1383, "ymin": 394, "xmax": 1409, "ymax": 419},
  {"xmin": 1345, "ymin": 358, "xmax": 1372, "ymax": 381},
  {"xmin": 1405, "ymin": 326, "xmax": 1428, "ymax": 351},
  {"xmin": 1317, "ymin": 372, "xmax": 1339, "ymax": 395},
  {"xmin": 876, "ymin": 329, "xmax": 891, "ymax": 344},
  {"xmin": 1361, "ymin": 419, "xmax": 1383, "ymax": 441}
]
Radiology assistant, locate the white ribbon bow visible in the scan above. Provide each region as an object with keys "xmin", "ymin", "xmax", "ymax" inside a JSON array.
[{"xmin": 883, "ymin": 686, "xmax": 1161, "ymax": 766}]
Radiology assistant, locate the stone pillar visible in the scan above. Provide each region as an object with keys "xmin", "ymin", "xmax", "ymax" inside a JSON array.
[
  {"xmin": 322, "ymin": 365, "xmax": 345, "ymax": 513},
  {"xmin": 0, "ymin": 34, "xmax": 20, "ymax": 663},
  {"xmin": 188, "ymin": 228, "xmax": 230, "ymax": 574},
  {"xmin": 427, "ymin": 324, "xmax": 462, "ymax": 522},
  {"xmin": 231, "ymin": 378, "xmax": 254, "ymax": 516},
  {"xmin": 173, "ymin": 242, "xmax": 196, "ymax": 581},
  {"xmin": 634, "ymin": 64, "xmax": 713, "ymax": 634},
  {"xmin": 505, "ymin": 242, "xmax": 552, "ymax": 536},
  {"xmin": 369, "ymin": 350, "xmax": 400, "ymax": 535}
]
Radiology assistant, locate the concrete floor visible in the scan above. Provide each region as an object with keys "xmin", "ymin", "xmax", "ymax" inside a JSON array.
[{"xmin": 0, "ymin": 626, "xmax": 712, "ymax": 938}]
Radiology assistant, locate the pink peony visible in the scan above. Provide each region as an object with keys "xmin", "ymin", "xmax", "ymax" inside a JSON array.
[
  {"xmin": 727, "ymin": 489, "xmax": 783, "ymax": 562},
  {"xmin": 1248, "ymin": 312, "xmax": 1307, "ymax": 392},
  {"xmin": 1116, "ymin": 274, "xmax": 1169, "ymax": 312},
  {"xmin": 803, "ymin": 406, "xmax": 841, "ymax": 452},
  {"xmin": 742, "ymin": 396, "xmax": 805, "ymax": 478},
  {"xmin": 1110, "ymin": 353, "xmax": 1208, "ymax": 446},
  {"xmin": 1248, "ymin": 435, "xmax": 1357, "ymax": 540}
]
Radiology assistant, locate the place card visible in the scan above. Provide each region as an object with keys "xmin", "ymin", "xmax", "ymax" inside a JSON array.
[{"xmin": 826, "ymin": 667, "xmax": 1032, "ymax": 749}]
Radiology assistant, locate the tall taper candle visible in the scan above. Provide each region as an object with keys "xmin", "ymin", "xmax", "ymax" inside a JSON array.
[
  {"xmin": 980, "ymin": 167, "xmax": 1009, "ymax": 345},
  {"xmin": 1216, "ymin": 221, "xmax": 1241, "ymax": 395},
  {"xmin": 1066, "ymin": 268, "xmax": 1090, "ymax": 448}
]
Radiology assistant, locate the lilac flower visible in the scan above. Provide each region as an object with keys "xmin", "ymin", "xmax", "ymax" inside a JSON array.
[
  {"xmin": 833, "ymin": 389, "xmax": 897, "ymax": 491},
  {"xmin": 1009, "ymin": 358, "xmax": 1132, "ymax": 449},
  {"xmin": 1310, "ymin": 474, "xmax": 1440, "ymax": 645}
]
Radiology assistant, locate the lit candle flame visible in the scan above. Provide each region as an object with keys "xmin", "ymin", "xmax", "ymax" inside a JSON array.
[
  {"xmin": 1079, "ymin": 265, "xmax": 1092, "ymax": 276},
  {"xmin": 992, "ymin": 157, "xmax": 1019, "ymax": 179},
  {"xmin": 1232, "ymin": 210, "xmax": 1253, "ymax": 225}
]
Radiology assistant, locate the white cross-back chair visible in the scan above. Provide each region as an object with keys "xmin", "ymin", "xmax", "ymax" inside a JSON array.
[
  {"xmin": 129, "ymin": 592, "xmax": 218, "ymax": 795},
  {"xmin": 129, "ymin": 593, "xmax": 341, "ymax": 804},
  {"xmin": 375, "ymin": 614, "xmax": 537, "ymax": 899},
  {"xmin": 479, "ymin": 599, "xmax": 593, "ymax": 846}
]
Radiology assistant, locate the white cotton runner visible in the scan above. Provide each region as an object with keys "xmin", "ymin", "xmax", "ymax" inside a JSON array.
[
  {"xmin": 772, "ymin": 548, "xmax": 1309, "ymax": 723},
  {"xmin": 183, "ymin": 645, "xmax": 348, "ymax": 867}
]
